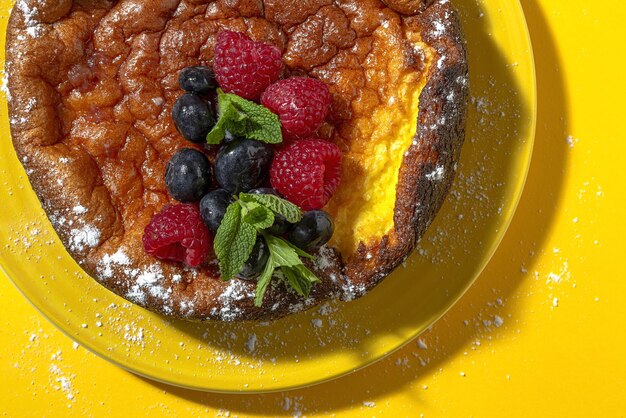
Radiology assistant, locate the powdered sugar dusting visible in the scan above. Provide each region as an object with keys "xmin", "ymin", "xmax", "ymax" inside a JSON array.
[
  {"xmin": 48, "ymin": 351, "xmax": 77, "ymax": 406},
  {"xmin": 246, "ymin": 334, "xmax": 257, "ymax": 353},
  {"xmin": 16, "ymin": 0, "xmax": 45, "ymax": 38},
  {"xmin": 341, "ymin": 278, "xmax": 367, "ymax": 301},
  {"xmin": 313, "ymin": 245, "xmax": 335, "ymax": 270},
  {"xmin": 71, "ymin": 205, "xmax": 87, "ymax": 215},
  {"xmin": 126, "ymin": 264, "xmax": 171, "ymax": 306},
  {"xmin": 432, "ymin": 20, "xmax": 446, "ymax": 36},
  {"xmin": 69, "ymin": 224, "xmax": 100, "ymax": 252},
  {"xmin": 96, "ymin": 248, "xmax": 131, "ymax": 279},
  {"xmin": 425, "ymin": 165, "xmax": 445, "ymax": 181},
  {"xmin": 214, "ymin": 280, "xmax": 255, "ymax": 321},
  {"xmin": 566, "ymin": 135, "xmax": 578, "ymax": 148}
]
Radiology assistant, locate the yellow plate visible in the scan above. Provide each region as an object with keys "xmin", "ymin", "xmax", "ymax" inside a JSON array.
[{"xmin": 0, "ymin": 0, "xmax": 535, "ymax": 393}]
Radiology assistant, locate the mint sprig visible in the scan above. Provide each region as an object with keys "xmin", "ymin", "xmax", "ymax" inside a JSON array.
[
  {"xmin": 254, "ymin": 235, "xmax": 320, "ymax": 306},
  {"xmin": 212, "ymin": 193, "xmax": 320, "ymax": 307},
  {"xmin": 206, "ymin": 90, "xmax": 282, "ymax": 145},
  {"xmin": 214, "ymin": 202, "xmax": 257, "ymax": 281}
]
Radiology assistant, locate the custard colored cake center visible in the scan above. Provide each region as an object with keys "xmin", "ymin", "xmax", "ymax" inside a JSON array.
[{"xmin": 326, "ymin": 27, "xmax": 433, "ymax": 255}]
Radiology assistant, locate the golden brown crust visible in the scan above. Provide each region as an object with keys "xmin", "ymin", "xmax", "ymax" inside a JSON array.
[{"xmin": 6, "ymin": 0, "xmax": 467, "ymax": 320}]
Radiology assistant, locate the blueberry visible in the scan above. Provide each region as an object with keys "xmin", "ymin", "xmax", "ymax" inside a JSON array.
[
  {"xmin": 288, "ymin": 210, "xmax": 334, "ymax": 251},
  {"xmin": 214, "ymin": 139, "xmax": 273, "ymax": 193},
  {"xmin": 237, "ymin": 237, "xmax": 270, "ymax": 279},
  {"xmin": 165, "ymin": 148, "xmax": 212, "ymax": 202},
  {"xmin": 199, "ymin": 188, "xmax": 233, "ymax": 233},
  {"xmin": 171, "ymin": 93, "xmax": 216, "ymax": 143},
  {"xmin": 248, "ymin": 187, "xmax": 292, "ymax": 235},
  {"xmin": 178, "ymin": 66, "xmax": 217, "ymax": 95}
]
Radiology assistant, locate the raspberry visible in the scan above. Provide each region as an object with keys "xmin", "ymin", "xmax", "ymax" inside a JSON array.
[
  {"xmin": 142, "ymin": 203, "xmax": 211, "ymax": 267},
  {"xmin": 213, "ymin": 30, "xmax": 282, "ymax": 100},
  {"xmin": 270, "ymin": 139, "xmax": 342, "ymax": 210},
  {"xmin": 261, "ymin": 77, "xmax": 332, "ymax": 140}
]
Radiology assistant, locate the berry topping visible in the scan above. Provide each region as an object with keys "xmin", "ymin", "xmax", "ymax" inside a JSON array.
[
  {"xmin": 213, "ymin": 30, "xmax": 282, "ymax": 100},
  {"xmin": 165, "ymin": 148, "xmax": 212, "ymax": 202},
  {"xmin": 288, "ymin": 210, "xmax": 334, "ymax": 251},
  {"xmin": 248, "ymin": 187, "xmax": 292, "ymax": 235},
  {"xmin": 142, "ymin": 204, "xmax": 211, "ymax": 267},
  {"xmin": 237, "ymin": 237, "xmax": 270, "ymax": 279},
  {"xmin": 261, "ymin": 77, "xmax": 332, "ymax": 140},
  {"xmin": 199, "ymin": 188, "xmax": 232, "ymax": 233},
  {"xmin": 171, "ymin": 93, "xmax": 216, "ymax": 143},
  {"xmin": 270, "ymin": 139, "xmax": 342, "ymax": 210},
  {"xmin": 214, "ymin": 138, "xmax": 274, "ymax": 194},
  {"xmin": 178, "ymin": 66, "xmax": 217, "ymax": 95}
]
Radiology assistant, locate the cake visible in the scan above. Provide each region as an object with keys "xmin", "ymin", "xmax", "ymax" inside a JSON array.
[{"xmin": 6, "ymin": 0, "xmax": 468, "ymax": 320}]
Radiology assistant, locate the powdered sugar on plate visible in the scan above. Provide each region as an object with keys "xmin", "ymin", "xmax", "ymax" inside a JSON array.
[
  {"xmin": 0, "ymin": 70, "xmax": 10, "ymax": 101},
  {"xmin": 566, "ymin": 135, "xmax": 578, "ymax": 148}
]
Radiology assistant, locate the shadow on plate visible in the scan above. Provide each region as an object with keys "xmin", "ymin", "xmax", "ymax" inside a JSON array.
[{"xmin": 142, "ymin": 0, "xmax": 568, "ymax": 411}]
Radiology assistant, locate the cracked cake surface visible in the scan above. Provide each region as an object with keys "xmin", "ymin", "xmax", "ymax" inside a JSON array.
[{"xmin": 6, "ymin": 0, "xmax": 468, "ymax": 320}]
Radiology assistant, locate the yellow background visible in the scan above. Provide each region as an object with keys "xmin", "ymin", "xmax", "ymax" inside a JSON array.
[{"xmin": 2, "ymin": 0, "xmax": 626, "ymax": 416}]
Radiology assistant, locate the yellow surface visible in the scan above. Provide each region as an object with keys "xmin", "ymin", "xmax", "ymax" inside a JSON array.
[{"xmin": 0, "ymin": 0, "xmax": 625, "ymax": 416}]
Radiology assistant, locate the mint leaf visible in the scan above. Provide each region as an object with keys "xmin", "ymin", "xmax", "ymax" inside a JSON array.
[
  {"xmin": 264, "ymin": 235, "xmax": 304, "ymax": 267},
  {"xmin": 280, "ymin": 238, "xmax": 315, "ymax": 260},
  {"xmin": 206, "ymin": 90, "xmax": 282, "ymax": 145},
  {"xmin": 281, "ymin": 267, "xmax": 307, "ymax": 297},
  {"xmin": 254, "ymin": 254, "xmax": 276, "ymax": 307},
  {"xmin": 227, "ymin": 94, "xmax": 282, "ymax": 144},
  {"xmin": 282, "ymin": 264, "xmax": 320, "ymax": 297},
  {"xmin": 206, "ymin": 102, "xmax": 242, "ymax": 144},
  {"xmin": 214, "ymin": 202, "xmax": 257, "ymax": 280},
  {"xmin": 281, "ymin": 266, "xmax": 304, "ymax": 295},
  {"xmin": 292, "ymin": 264, "xmax": 320, "ymax": 285},
  {"xmin": 253, "ymin": 234, "xmax": 320, "ymax": 305},
  {"xmin": 240, "ymin": 193, "xmax": 302, "ymax": 223},
  {"xmin": 242, "ymin": 203, "xmax": 275, "ymax": 230}
]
